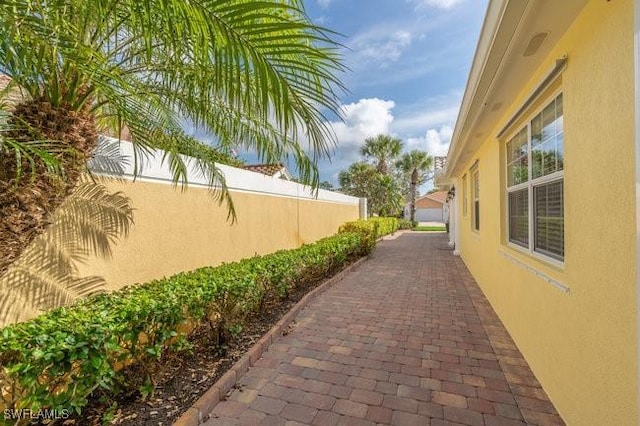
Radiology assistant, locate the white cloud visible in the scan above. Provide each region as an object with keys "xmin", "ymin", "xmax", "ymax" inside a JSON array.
[
  {"xmin": 405, "ymin": 125, "xmax": 453, "ymax": 157},
  {"xmin": 392, "ymin": 106, "xmax": 459, "ymax": 135},
  {"xmin": 317, "ymin": 96, "xmax": 462, "ymax": 184},
  {"xmin": 412, "ymin": 0, "xmax": 465, "ymax": 10},
  {"xmin": 318, "ymin": 98, "xmax": 396, "ymax": 180},
  {"xmin": 330, "ymin": 98, "xmax": 396, "ymax": 149},
  {"xmin": 350, "ymin": 29, "xmax": 413, "ymax": 66}
]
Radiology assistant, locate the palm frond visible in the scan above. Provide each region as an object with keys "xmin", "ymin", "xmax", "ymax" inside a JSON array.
[
  {"xmin": 0, "ymin": 137, "xmax": 66, "ymax": 180},
  {"xmin": 0, "ymin": 0, "xmax": 346, "ymax": 293},
  {"xmin": 191, "ymin": 156, "xmax": 237, "ymax": 221},
  {"xmin": 1, "ymin": 0, "xmax": 346, "ymax": 195},
  {"xmin": 360, "ymin": 135, "xmax": 404, "ymax": 175}
]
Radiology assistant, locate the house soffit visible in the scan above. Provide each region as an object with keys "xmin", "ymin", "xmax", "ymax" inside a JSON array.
[{"xmin": 446, "ymin": 0, "xmax": 588, "ymax": 177}]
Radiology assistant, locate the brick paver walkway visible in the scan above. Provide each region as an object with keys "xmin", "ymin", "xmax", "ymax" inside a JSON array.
[{"xmin": 205, "ymin": 233, "xmax": 564, "ymax": 425}]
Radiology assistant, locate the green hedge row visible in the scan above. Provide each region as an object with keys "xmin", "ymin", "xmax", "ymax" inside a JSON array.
[
  {"xmin": 368, "ymin": 217, "xmax": 399, "ymax": 236},
  {"xmin": 397, "ymin": 219, "xmax": 417, "ymax": 230},
  {"xmin": 338, "ymin": 217, "xmax": 399, "ymax": 248},
  {"xmin": 0, "ymin": 229, "xmax": 375, "ymax": 416}
]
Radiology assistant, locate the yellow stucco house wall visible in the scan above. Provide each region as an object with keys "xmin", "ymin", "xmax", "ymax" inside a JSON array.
[{"xmin": 439, "ymin": 1, "xmax": 638, "ymax": 424}]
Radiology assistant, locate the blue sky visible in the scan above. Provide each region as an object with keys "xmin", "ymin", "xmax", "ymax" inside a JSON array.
[
  {"xmin": 302, "ymin": 0, "xmax": 488, "ymax": 187},
  {"xmin": 188, "ymin": 0, "xmax": 488, "ymax": 187}
]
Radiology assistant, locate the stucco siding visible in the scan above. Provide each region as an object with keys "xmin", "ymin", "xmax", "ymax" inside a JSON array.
[
  {"xmin": 76, "ymin": 179, "xmax": 359, "ymax": 291},
  {"xmin": 453, "ymin": 1, "xmax": 637, "ymax": 424}
]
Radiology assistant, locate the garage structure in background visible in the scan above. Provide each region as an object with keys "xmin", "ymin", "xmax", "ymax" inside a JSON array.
[{"xmin": 404, "ymin": 190, "xmax": 447, "ymax": 222}]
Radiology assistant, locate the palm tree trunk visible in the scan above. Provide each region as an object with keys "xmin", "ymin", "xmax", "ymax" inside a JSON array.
[
  {"xmin": 410, "ymin": 185, "xmax": 416, "ymax": 223},
  {"xmin": 377, "ymin": 159, "xmax": 387, "ymax": 175},
  {"xmin": 0, "ymin": 98, "xmax": 98, "ymax": 277},
  {"xmin": 410, "ymin": 169, "xmax": 418, "ymax": 223}
]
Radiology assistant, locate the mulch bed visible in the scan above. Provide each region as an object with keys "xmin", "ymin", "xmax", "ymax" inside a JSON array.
[{"xmin": 61, "ymin": 268, "xmax": 347, "ymax": 426}]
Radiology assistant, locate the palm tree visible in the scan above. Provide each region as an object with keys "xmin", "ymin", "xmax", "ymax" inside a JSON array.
[
  {"xmin": 360, "ymin": 134, "xmax": 403, "ymax": 175},
  {"xmin": 396, "ymin": 150, "xmax": 433, "ymax": 222},
  {"xmin": 0, "ymin": 0, "xmax": 345, "ymax": 276}
]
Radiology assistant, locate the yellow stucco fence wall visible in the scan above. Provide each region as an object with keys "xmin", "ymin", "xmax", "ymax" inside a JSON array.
[
  {"xmin": 453, "ymin": 1, "xmax": 637, "ymax": 424},
  {"xmin": 75, "ymin": 179, "xmax": 360, "ymax": 291},
  {"xmin": 0, "ymin": 139, "xmax": 361, "ymax": 329}
]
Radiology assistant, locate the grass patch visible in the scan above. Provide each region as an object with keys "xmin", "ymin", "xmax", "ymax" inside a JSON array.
[{"xmin": 413, "ymin": 225, "xmax": 447, "ymax": 232}]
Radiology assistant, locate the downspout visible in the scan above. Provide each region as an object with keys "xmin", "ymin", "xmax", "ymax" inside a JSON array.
[
  {"xmin": 453, "ymin": 177, "xmax": 461, "ymax": 256},
  {"xmin": 634, "ymin": 0, "xmax": 640, "ymax": 419},
  {"xmin": 448, "ymin": 183, "xmax": 456, "ymax": 249},
  {"xmin": 446, "ymin": 178, "xmax": 461, "ymax": 256}
]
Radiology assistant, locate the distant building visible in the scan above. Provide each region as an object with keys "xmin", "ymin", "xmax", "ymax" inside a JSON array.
[
  {"xmin": 404, "ymin": 191, "xmax": 447, "ymax": 222},
  {"xmin": 242, "ymin": 164, "xmax": 293, "ymax": 181}
]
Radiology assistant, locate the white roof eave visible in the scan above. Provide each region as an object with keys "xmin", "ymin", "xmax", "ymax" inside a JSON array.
[{"xmin": 444, "ymin": 0, "xmax": 587, "ymax": 178}]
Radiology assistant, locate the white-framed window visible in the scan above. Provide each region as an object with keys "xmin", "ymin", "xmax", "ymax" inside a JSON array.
[
  {"xmin": 471, "ymin": 164, "xmax": 479, "ymax": 231},
  {"xmin": 505, "ymin": 93, "xmax": 564, "ymax": 261},
  {"xmin": 462, "ymin": 174, "xmax": 468, "ymax": 216}
]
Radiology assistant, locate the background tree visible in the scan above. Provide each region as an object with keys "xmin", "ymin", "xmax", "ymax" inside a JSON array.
[
  {"xmin": 338, "ymin": 162, "xmax": 403, "ymax": 216},
  {"xmin": 0, "ymin": 0, "xmax": 345, "ymax": 276},
  {"xmin": 368, "ymin": 174, "xmax": 404, "ymax": 217},
  {"xmin": 338, "ymin": 162, "xmax": 375, "ymax": 197},
  {"xmin": 396, "ymin": 150, "xmax": 434, "ymax": 222},
  {"xmin": 360, "ymin": 134, "xmax": 403, "ymax": 174},
  {"xmin": 319, "ymin": 180, "xmax": 335, "ymax": 191}
]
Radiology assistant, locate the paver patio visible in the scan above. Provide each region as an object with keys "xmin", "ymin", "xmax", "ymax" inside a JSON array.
[{"xmin": 204, "ymin": 232, "xmax": 564, "ymax": 425}]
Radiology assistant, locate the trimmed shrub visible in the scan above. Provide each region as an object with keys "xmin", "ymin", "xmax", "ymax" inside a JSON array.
[
  {"xmin": 0, "ymin": 231, "xmax": 367, "ymax": 416},
  {"xmin": 397, "ymin": 219, "xmax": 416, "ymax": 230},
  {"xmin": 368, "ymin": 217, "xmax": 399, "ymax": 237},
  {"xmin": 338, "ymin": 217, "xmax": 399, "ymax": 254},
  {"xmin": 338, "ymin": 221, "xmax": 378, "ymax": 254}
]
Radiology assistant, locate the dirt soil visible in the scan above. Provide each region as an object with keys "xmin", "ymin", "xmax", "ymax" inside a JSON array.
[{"xmin": 59, "ymin": 269, "xmax": 343, "ymax": 426}]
